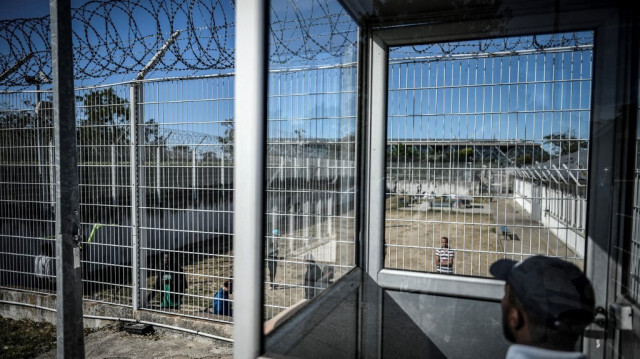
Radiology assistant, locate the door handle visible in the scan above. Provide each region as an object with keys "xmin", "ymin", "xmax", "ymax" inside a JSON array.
[
  {"xmin": 610, "ymin": 303, "xmax": 633, "ymax": 331},
  {"xmin": 583, "ymin": 306, "xmax": 607, "ymax": 339}
]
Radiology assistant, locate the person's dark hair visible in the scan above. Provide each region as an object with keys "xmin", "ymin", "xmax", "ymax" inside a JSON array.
[
  {"xmin": 42, "ymin": 242, "xmax": 54, "ymax": 256},
  {"xmin": 223, "ymin": 280, "xmax": 233, "ymax": 294},
  {"xmin": 507, "ymin": 287, "xmax": 586, "ymax": 351}
]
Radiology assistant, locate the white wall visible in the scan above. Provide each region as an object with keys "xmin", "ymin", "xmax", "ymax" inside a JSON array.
[{"xmin": 513, "ymin": 177, "xmax": 585, "ymax": 258}]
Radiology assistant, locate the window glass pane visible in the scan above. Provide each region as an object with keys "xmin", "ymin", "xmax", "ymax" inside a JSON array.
[
  {"xmin": 628, "ymin": 74, "xmax": 640, "ymax": 303},
  {"xmin": 385, "ymin": 32, "xmax": 593, "ymax": 276},
  {"xmin": 265, "ymin": 0, "xmax": 358, "ymax": 319}
]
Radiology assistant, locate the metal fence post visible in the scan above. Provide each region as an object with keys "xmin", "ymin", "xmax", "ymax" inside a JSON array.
[
  {"xmin": 139, "ymin": 85, "xmax": 147, "ymax": 309},
  {"xmin": 49, "ymin": 0, "xmax": 85, "ymax": 357},
  {"xmin": 130, "ymin": 83, "xmax": 144, "ymax": 310}
]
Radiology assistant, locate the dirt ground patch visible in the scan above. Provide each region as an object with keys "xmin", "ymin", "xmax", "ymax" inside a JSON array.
[
  {"xmin": 0, "ymin": 317, "xmax": 101, "ymax": 359},
  {"xmin": 1, "ymin": 316, "xmax": 232, "ymax": 359},
  {"xmin": 383, "ymin": 196, "xmax": 582, "ymax": 277},
  {"xmin": 0, "ymin": 317, "xmax": 57, "ymax": 358},
  {"xmin": 139, "ymin": 213, "xmax": 357, "ymax": 321},
  {"xmin": 385, "ymin": 203, "xmax": 502, "ymax": 276}
]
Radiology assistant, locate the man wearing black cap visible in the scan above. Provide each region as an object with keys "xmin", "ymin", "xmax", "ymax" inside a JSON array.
[{"xmin": 490, "ymin": 255, "xmax": 595, "ymax": 358}]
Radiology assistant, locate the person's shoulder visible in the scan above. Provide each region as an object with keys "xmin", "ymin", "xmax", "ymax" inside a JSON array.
[{"xmin": 506, "ymin": 345, "xmax": 586, "ymax": 359}]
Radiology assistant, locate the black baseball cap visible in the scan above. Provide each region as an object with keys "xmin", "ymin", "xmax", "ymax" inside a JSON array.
[{"xmin": 490, "ymin": 255, "xmax": 595, "ymax": 326}]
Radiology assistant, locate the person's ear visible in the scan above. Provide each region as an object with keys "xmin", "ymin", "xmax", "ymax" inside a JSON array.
[
  {"xmin": 514, "ymin": 309, "xmax": 525, "ymax": 331},
  {"xmin": 507, "ymin": 306, "xmax": 520, "ymax": 331}
]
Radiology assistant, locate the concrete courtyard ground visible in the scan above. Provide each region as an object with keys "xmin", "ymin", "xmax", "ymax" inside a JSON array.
[{"xmin": 36, "ymin": 325, "xmax": 232, "ymax": 359}]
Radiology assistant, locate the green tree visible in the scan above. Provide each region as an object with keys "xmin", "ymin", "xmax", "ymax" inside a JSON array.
[
  {"xmin": 516, "ymin": 154, "xmax": 532, "ymax": 166},
  {"xmin": 0, "ymin": 106, "xmax": 37, "ymax": 164},
  {"xmin": 77, "ymin": 88, "xmax": 128, "ymax": 140},
  {"xmin": 215, "ymin": 121, "xmax": 234, "ymax": 162},
  {"xmin": 387, "ymin": 143, "xmax": 417, "ymax": 162},
  {"xmin": 543, "ymin": 132, "xmax": 588, "ymax": 156},
  {"xmin": 76, "ymin": 88, "xmax": 163, "ymax": 163},
  {"xmin": 458, "ymin": 147, "xmax": 474, "ymax": 162}
]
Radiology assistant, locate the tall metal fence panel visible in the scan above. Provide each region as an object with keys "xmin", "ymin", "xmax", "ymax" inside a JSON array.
[
  {"xmin": 384, "ymin": 31, "xmax": 592, "ymax": 276},
  {"xmin": 1, "ymin": 68, "xmax": 359, "ymax": 326},
  {"xmin": 0, "ymin": 90, "xmax": 55, "ymax": 295},
  {"xmin": 76, "ymin": 84, "xmax": 134, "ymax": 306},
  {"xmin": 1, "ymin": 75, "xmax": 237, "ymax": 323},
  {"xmin": 137, "ymin": 75, "xmax": 234, "ymax": 322},
  {"xmin": 264, "ymin": 65, "xmax": 358, "ymax": 319}
]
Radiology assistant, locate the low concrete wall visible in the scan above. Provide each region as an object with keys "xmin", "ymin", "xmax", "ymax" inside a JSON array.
[
  {"xmin": 540, "ymin": 211, "xmax": 585, "ymax": 258},
  {"xmin": 0, "ymin": 289, "xmax": 232, "ymax": 339}
]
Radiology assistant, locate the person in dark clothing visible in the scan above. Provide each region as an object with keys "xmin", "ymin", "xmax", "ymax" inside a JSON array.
[
  {"xmin": 304, "ymin": 254, "xmax": 324, "ymax": 300},
  {"xmin": 318, "ymin": 265, "xmax": 334, "ymax": 290},
  {"xmin": 490, "ymin": 256, "xmax": 595, "ymax": 358},
  {"xmin": 267, "ymin": 229, "xmax": 280, "ymax": 289},
  {"xmin": 147, "ymin": 253, "xmax": 187, "ymax": 309},
  {"xmin": 212, "ymin": 280, "xmax": 233, "ymax": 316}
]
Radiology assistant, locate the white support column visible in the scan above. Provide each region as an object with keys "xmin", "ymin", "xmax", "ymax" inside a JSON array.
[{"xmin": 234, "ymin": 0, "xmax": 267, "ymax": 357}]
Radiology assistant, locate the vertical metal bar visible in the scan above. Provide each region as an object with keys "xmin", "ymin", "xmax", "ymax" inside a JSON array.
[
  {"xmin": 111, "ymin": 144, "xmax": 117, "ymax": 204},
  {"xmin": 192, "ymin": 147, "xmax": 197, "ymax": 203},
  {"xmin": 234, "ymin": 0, "xmax": 267, "ymax": 357},
  {"xmin": 156, "ymin": 146, "xmax": 161, "ymax": 202},
  {"xmin": 49, "ymin": 0, "xmax": 85, "ymax": 357},
  {"xmin": 139, "ymin": 83, "xmax": 147, "ymax": 310},
  {"xmin": 129, "ymin": 83, "xmax": 140, "ymax": 310}
]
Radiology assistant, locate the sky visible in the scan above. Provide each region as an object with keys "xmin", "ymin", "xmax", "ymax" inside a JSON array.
[
  {"xmin": 0, "ymin": 1, "xmax": 594, "ymax": 145},
  {"xmin": 0, "ymin": 0, "xmax": 85, "ymax": 20}
]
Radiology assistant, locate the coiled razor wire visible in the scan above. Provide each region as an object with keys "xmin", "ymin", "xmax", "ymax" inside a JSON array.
[
  {"xmin": 1, "ymin": 0, "xmax": 237, "ymax": 88},
  {"xmin": 0, "ymin": 0, "xmax": 592, "ymax": 89}
]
